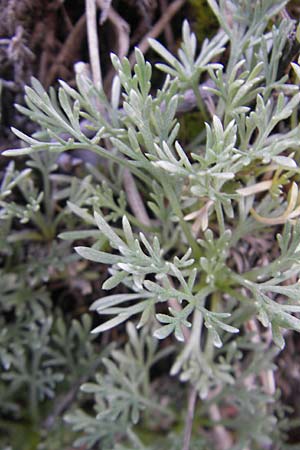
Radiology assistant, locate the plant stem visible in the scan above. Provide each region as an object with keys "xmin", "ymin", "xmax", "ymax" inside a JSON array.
[
  {"xmin": 191, "ymin": 79, "xmax": 208, "ymax": 121},
  {"xmin": 42, "ymin": 166, "xmax": 53, "ymax": 224},
  {"xmin": 89, "ymin": 143, "xmax": 154, "ymax": 188},
  {"xmin": 85, "ymin": 0, "xmax": 102, "ymax": 90},
  {"xmin": 31, "ymin": 211, "xmax": 55, "ymax": 240},
  {"xmin": 205, "ymin": 291, "xmax": 219, "ymax": 359},
  {"xmin": 140, "ymin": 395, "xmax": 174, "ymax": 418},
  {"xmin": 161, "ymin": 179, "xmax": 202, "ymax": 258},
  {"xmin": 182, "ymin": 386, "xmax": 198, "ymax": 450},
  {"xmin": 29, "ymin": 350, "xmax": 40, "ymax": 425},
  {"xmin": 215, "ymin": 200, "xmax": 225, "ymax": 235}
]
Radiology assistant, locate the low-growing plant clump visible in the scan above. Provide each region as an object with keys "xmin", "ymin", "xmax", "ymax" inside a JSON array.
[{"xmin": 1, "ymin": 0, "xmax": 300, "ymax": 449}]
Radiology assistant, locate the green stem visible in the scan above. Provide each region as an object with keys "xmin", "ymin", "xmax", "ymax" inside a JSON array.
[
  {"xmin": 89, "ymin": 144, "xmax": 153, "ymax": 188},
  {"xmin": 55, "ymin": 141, "xmax": 153, "ymax": 189},
  {"xmin": 221, "ymin": 285, "xmax": 252, "ymax": 304},
  {"xmin": 204, "ymin": 291, "xmax": 219, "ymax": 360},
  {"xmin": 171, "ymin": 308, "xmax": 203, "ymax": 376},
  {"xmin": 238, "ymin": 257, "xmax": 287, "ymax": 282},
  {"xmin": 182, "ymin": 386, "xmax": 198, "ymax": 450},
  {"xmin": 191, "ymin": 79, "xmax": 208, "ymax": 121},
  {"xmin": 161, "ymin": 179, "xmax": 202, "ymax": 259},
  {"xmin": 31, "ymin": 211, "xmax": 55, "ymax": 240},
  {"xmin": 140, "ymin": 395, "xmax": 174, "ymax": 418},
  {"xmin": 29, "ymin": 350, "xmax": 41, "ymax": 425},
  {"xmin": 230, "ymin": 271, "xmax": 254, "ymax": 291},
  {"xmin": 42, "ymin": 167, "xmax": 53, "ymax": 223},
  {"xmin": 127, "ymin": 428, "xmax": 144, "ymax": 447},
  {"xmin": 291, "ymin": 107, "xmax": 298, "ymax": 131},
  {"xmin": 190, "ymin": 308, "xmax": 203, "ymax": 354},
  {"xmin": 215, "ymin": 200, "xmax": 225, "ymax": 235},
  {"xmin": 122, "ymin": 211, "xmax": 159, "ymax": 234},
  {"xmin": 7, "ymin": 230, "xmax": 44, "ymax": 242}
]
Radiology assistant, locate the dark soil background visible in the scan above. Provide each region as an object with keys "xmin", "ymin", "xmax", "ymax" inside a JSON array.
[{"xmin": 1, "ymin": 0, "xmax": 300, "ymax": 447}]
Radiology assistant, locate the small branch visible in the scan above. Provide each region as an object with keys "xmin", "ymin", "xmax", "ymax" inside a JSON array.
[
  {"xmin": 85, "ymin": 0, "xmax": 102, "ymax": 89},
  {"xmin": 167, "ymin": 277, "xmax": 191, "ymax": 342},
  {"xmin": 159, "ymin": 0, "xmax": 174, "ymax": 50},
  {"xmin": 182, "ymin": 386, "xmax": 198, "ymax": 450},
  {"xmin": 43, "ymin": 356, "xmax": 103, "ymax": 430},
  {"xmin": 168, "ymin": 288, "xmax": 197, "ymax": 450},
  {"xmin": 59, "ymin": 2, "xmax": 74, "ymax": 32},
  {"xmin": 96, "ymin": 0, "xmax": 130, "ymax": 90},
  {"xmin": 123, "ymin": 168, "xmax": 151, "ymax": 227},
  {"xmin": 279, "ymin": 7, "xmax": 291, "ymax": 20},
  {"xmin": 209, "ymin": 404, "xmax": 233, "ymax": 450},
  {"xmin": 42, "ymin": 377, "xmax": 84, "ymax": 430},
  {"xmin": 97, "ymin": 0, "xmax": 112, "ymax": 24},
  {"xmin": 245, "ymin": 318, "xmax": 276, "ymax": 395},
  {"xmin": 174, "ymin": 310, "xmax": 232, "ymax": 450},
  {"xmin": 102, "ymin": 3, "xmax": 130, "ymax": 59},
  {"xmin": 45, "ymin": 14, "xmax": 86, "ymax": 87},
  {"xmin": 129, "ymin": 0, "xmax": 186, "ymax": 66}
]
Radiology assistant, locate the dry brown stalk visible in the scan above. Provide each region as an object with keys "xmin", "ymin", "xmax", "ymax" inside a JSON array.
[
  {"xmin": 85, "ymin": 0, "xmax": 102, "ymax": 89},
  {"xmin": 128, "ymin": 0, "xmax": 186, "ymax": 66},
  {"xmin": 44, "ymin": 14, "xmax": 86, "ymax": 87}
]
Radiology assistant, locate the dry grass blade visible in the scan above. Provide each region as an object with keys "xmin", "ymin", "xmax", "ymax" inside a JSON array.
[{"xmin": 85, "ymin": 0, "xmax": 102, "ymax": 89}]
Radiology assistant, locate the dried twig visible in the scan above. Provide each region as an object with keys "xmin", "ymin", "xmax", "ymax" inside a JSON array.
[
  {"xmin": 86, "ymin": 0, "xmax": 102, "ymax": 89},
  {"xmin": 42, "ymin": 357, "xmax": 103, "ymax": 430},
  {"xmin": 245, "ymin": 318, "xmax": 276, "ymax": 395},
  {"xmin": 123, "ymin": 169, "xmax": 151, "ymax": 227},
  {"xmin": 43, "ymin": 377, "xmax": 84, "ymax": 430},
  {"xmin": 44, "ymin": 14, "xmax": 86, "ymax": 87},
  {"xmin": 128, "ymin": 0, "xmax": 186, "ymax": 66},
  {"xmin": 209, "ymin": 403, "xmax": 233, "ymax": 450},
  {"xmin": 96, "ymin": 0, "xmax": 130, "ymax": 60},
  {"xmin": 98, "ymin": 0, "xmax": 112, "ymax": 24},
  {"xmin": 96, "ymin": 0, "xmax": 130, "ymax": 90},
  {"xmin": 59, "ymin": 2, "xmax": 74, "ymax": 32},
  {"xmin": 159, "ymin": 0, "xmax": 174, "ymax": 50}
]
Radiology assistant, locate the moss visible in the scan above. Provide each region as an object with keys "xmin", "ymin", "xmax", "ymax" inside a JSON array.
[
  {"xmin": 188, "ymin": 0, "xmax": 219, "ymax": 43},
  {"xmin": 178, "ymin": 111, "xmax": 205, "ymax": 145}
]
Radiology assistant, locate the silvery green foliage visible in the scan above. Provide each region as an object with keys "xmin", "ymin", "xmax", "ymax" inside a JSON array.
[
  {"xmin": 0, "ymin": 245, "xmax": 102, "ymax": 447},
  {"xmin": 4, "ymin": 0, "xmax": 300, "ymax": 448},
  {"xmin": 65, "ymin": 322, "xmax": 175, "ymax": 449},
  {"xmin": 0, "ymin": 152, "xmax": 104, "ymax": 448},
  {"xmin": 0, "ymin": 270, "xmax": 97, "ymax": 419}
]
